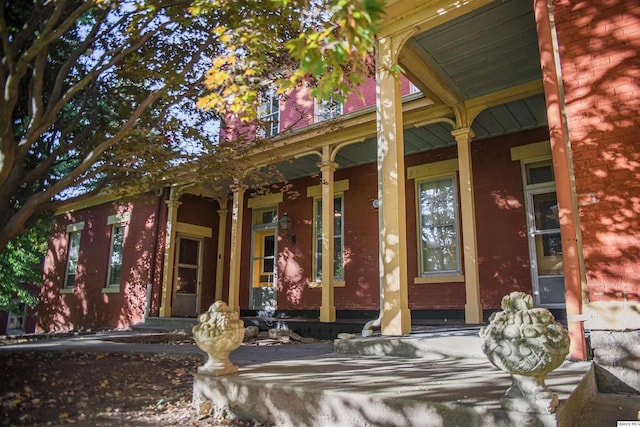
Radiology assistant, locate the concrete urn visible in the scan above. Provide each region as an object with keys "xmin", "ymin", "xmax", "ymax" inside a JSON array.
[
  {"xmin": 192, "ymin": 301, "xmax": 245, "ymax": 376},
  {"xmin": 479, "ymin": 292, "xmax": 570, "ymax": 414}
]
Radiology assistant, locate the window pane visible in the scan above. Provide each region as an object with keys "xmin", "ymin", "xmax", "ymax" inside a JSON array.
[
  {"xmin": 176, "ymin": 267, "xmax": 197, "ymax": 293},
  {"xmin": 419, "ymin": 177, "xmax": 459, "ymax": 275},
  {"xmin": 108, "ymin": 225, "xmax": 124, "ymax": 286},
  {"xmin": 316, "ymin": 96, "xmax": 343, "ymax": 122},
  {"xmin": 179, "ymin": 238, "xmax": 199, "ymax": 265},
  {"xmin": 533, "ymin": 192, "xmax": 560, "ymax": 230},
  {"xmin": 314, "ymin": 195, "xmax": 344, "ymax": 280},
  {"xmin": 65, "ymin": 231, "xmax": 81, "ymax": 288},
  {"xmin": 526, "ymin": 161, "xmax": 555, "ymax": 185}
]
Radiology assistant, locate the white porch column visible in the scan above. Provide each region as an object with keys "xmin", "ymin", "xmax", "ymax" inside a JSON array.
[
  {"xmin": 319, "ymin": 147, "xmax": 337, "ymax": 322},
  {"xmin": 228, "ymin": 183, "xmax": 246, "ymax": 312},
  {"xmin": 215, "ymin": 200, "xmax": 228, "ymax": 302},
  {"xmin": 159, "ymin": 190, "xmax": 181, "ymax": 317},
  {"xmin": 376, "ymin": 35, "xmax": 411, "ymax": 335},
  {"xmin": 451, "ymin": 128, "xmax": 483, "ymax": 324}
]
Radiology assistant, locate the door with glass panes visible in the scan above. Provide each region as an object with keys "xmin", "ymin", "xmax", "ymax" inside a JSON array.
[
  {"xmin": 250, "ymin": 207, "xmax": 278, "ymax": 310},
  {"xmin": 523, "ymin": 160, "xmax": 566, "ymax": 308},
  {"xmin": 172, "ymin": 236, "xmax": 202, "ymax": 317}
]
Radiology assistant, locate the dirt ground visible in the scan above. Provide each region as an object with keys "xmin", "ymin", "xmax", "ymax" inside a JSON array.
[{"xmin": 0, "ymin": 338, "xmax": 272, "ymax": 426}]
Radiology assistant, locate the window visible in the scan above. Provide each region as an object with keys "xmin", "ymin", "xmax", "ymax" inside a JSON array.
[
  {"xmin": 315, "ymin": 95, "xmax": 343, "ymax": 122},
  {"xmin": 418, "ymin": 176, "xmax": 460, "ymax": 276},
  {"xmin": 313, "ymin": 195, "xmax": 344, "ymax": 281},
  {"xmin": 64, "ymin": 231, "xmax": 81, "ymax": 289},
  {"xmin": 258, "ymin": 87, "xmax": 279, "ymax": 137},
  {"xmin": 106, "ymin": 224, "xmax": 125, "ymax": 287}
]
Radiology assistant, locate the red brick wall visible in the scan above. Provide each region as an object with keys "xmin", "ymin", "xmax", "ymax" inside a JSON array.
[
  {"xmin": 233, "ymin": 127, "xmax": 548, "ymax": 311},
  {"xmin": 39, "ymin": 192, "xmax": 160, "ymax": 332},
  {"xmin": 552, "ymin": 0, "xmax": 640, "ymax": 302}
]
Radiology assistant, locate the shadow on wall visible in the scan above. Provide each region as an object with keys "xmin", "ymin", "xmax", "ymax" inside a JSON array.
[
  {"xmin": 555, "ymin": 2, "xmax": 640, "ymax": 303},
  {"xmin": 38, "ymin": 201, "xmax": 158, "ymax": 332}
]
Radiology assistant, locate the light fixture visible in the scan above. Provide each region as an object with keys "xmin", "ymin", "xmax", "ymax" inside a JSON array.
[{"xmin": 279, "ymin": 213, "xmax": 296, "ymax": 244}]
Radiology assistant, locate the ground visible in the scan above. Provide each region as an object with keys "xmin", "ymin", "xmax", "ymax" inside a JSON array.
[{"xmin": 0, "ymin": 335, "xmax": 273, "ymax": 427}]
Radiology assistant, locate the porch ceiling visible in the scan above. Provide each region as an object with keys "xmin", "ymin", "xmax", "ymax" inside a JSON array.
[{"xmin": 275, "ymin": 0, "xmax": 548, "ymax": 181}]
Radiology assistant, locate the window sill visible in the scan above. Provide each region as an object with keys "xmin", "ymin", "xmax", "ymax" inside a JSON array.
[
  {"xmin": 60, "ymin": 288, "xmax": 74, "ymax": 294},
  {"xmin": 102, "ymin": 287, "xmax": 120, "ymax": 294},
  {"xmin": 308, "ymin": 280, "xmax": 346, "ymax": 288},
  {"xmin": 414, "ymin": 275, "xmax": 464, "ymax": 284}
]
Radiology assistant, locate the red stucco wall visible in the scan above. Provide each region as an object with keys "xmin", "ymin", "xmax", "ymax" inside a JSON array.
[
  {"xmin": 39, "ymin": 192, "xmax": 160, "ymax": 332},
  {"xmin": 552, "ymin": 1, "xmax": 640, "ymax": 303}
]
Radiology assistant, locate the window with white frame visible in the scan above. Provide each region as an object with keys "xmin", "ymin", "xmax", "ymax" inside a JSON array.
[
  {"xmin": 64, "ymin": 230, "xmax": 82, "ymax": 289},
  {"xmin": 313, "ymin": 195, "xmax": 344, "ymax": 281},
  {"xmin": 418, "ymin": 176, "xmax": 460, "ymax": 276},
  {"xmin": 258, "ymin": 87, "xmax": 280, "ymax": 137},
  {"xmin": 315, "ymin": 95, "xmax": 343, "ymax": 122},
  {"xmin": 106, "ymin": 224, "xmax": 125, "ymax": 288}
]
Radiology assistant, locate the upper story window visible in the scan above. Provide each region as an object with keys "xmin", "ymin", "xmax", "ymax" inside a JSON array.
[
  {"xmin": 313, "ymin": 195, "xmax": 344, "ymax": 281},
  {"xmin": 315, "ymin": 95, "xmax": 343, "ymax": 122},
  {"xmin": 258, "ymin": 87, "xmax": 280, "ymax": 137},
  {"xmin": 418, "ymin": 175, "xmax": 461, "ymax": 276}
]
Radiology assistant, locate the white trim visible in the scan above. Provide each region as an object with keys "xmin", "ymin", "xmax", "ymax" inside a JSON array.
[
  {"xmin": 415, "ymin": 174, "xmax": 462, "ymax": 278},
  {"xmin": 66, "ymin": 222, "xmax": 85, "ymax": 232},
  {"xmin": 105, "ymin": 223, "xmax": 126, "ymax": 288},
  {"xmin": 107, "ymin": 212, "xmax": 131, "ymax": 225}
]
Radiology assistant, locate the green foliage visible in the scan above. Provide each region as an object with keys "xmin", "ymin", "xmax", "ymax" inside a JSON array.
[
  {"xmin": 0, "ymin": 0, "xmax": 222, "ymax": 251},
  {"xmin": 0, "ymin": 216, "xmax": 52, "ymax": 313},
  {"xmin": 192, "ymin": 0, "xmax": 385, "ymax": 120}
]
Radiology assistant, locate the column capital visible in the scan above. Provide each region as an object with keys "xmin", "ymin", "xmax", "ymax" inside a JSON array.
[
  {"xmin": 318, "ymin": 160, "xmax": 339, "ymax": 173},
  {"xmin": 230, "ymin": 183, "xmax": 247, "ymax": 193},
  {"xmin": 451, "ymin": 127, "xmax": 476, "ymax": 141},
  {"xmin": 165, "ymin": 199, "xmax": 182, "ymax": 209}
]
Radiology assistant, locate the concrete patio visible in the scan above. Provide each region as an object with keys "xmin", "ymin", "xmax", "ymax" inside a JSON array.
[{"xmin": 194, "ymin": 327, "xmax": 598, "ymax": 427}]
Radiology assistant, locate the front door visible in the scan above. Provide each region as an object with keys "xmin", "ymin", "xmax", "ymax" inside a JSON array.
[
  {"xmin": 172, "ymin": 236, "xmax": 202, "ymax": 317},
  {"xmin": 523, "ymin": 160, "xmax": 565, "ymax": 308},
  {"xmin": 250, "ymin": 207, "xmax": 278, "ymax": 310}
]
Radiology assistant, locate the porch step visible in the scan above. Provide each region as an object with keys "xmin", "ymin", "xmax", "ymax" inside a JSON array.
[{"xmin": 132, "ymin": 317, "xmax": 196, "ymax": 334}]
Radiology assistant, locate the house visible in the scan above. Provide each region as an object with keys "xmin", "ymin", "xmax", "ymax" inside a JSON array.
[{"xmin": 39, "ymin": 0, "xmax": 638, "ymax": 390}]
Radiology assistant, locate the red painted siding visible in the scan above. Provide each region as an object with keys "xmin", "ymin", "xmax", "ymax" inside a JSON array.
[{"xmin": 553, "ymin": 0, "xmax": 640, "ymax": 303}]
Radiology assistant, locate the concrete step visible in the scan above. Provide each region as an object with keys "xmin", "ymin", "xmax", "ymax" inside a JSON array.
[{"xmin": 132, "ymin": 317, "xmax": 196, "ymax": 334}]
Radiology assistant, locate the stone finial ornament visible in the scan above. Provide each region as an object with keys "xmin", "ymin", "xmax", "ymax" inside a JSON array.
[
  {"xmin": 192, "ymin": 301, "xmax": 245, "ymax": 376},
  {"xmin": 479, "ymin": 292, "xmax": 570, "ymax": 414}
]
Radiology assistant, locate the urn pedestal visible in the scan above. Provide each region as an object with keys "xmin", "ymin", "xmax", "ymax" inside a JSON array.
[
  {"xmin": 479, "ymin": 292, "xmax": 570, "ymax": 414},
  {"xmin": 192, "ymin": 301, "xmax": 245, "ymax": 376}
]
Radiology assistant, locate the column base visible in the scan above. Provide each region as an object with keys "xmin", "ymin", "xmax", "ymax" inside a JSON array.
[
  {"xmin": 464, "ymin": 303, "xmax": 483, "ymax": 324},
  {"xmin": 320, "ymin": 305, "xmax": 336, "ymax": 322},
  {"xmin": 381, "ymin": 307, "xmax": 412, "ymax": 335}
]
